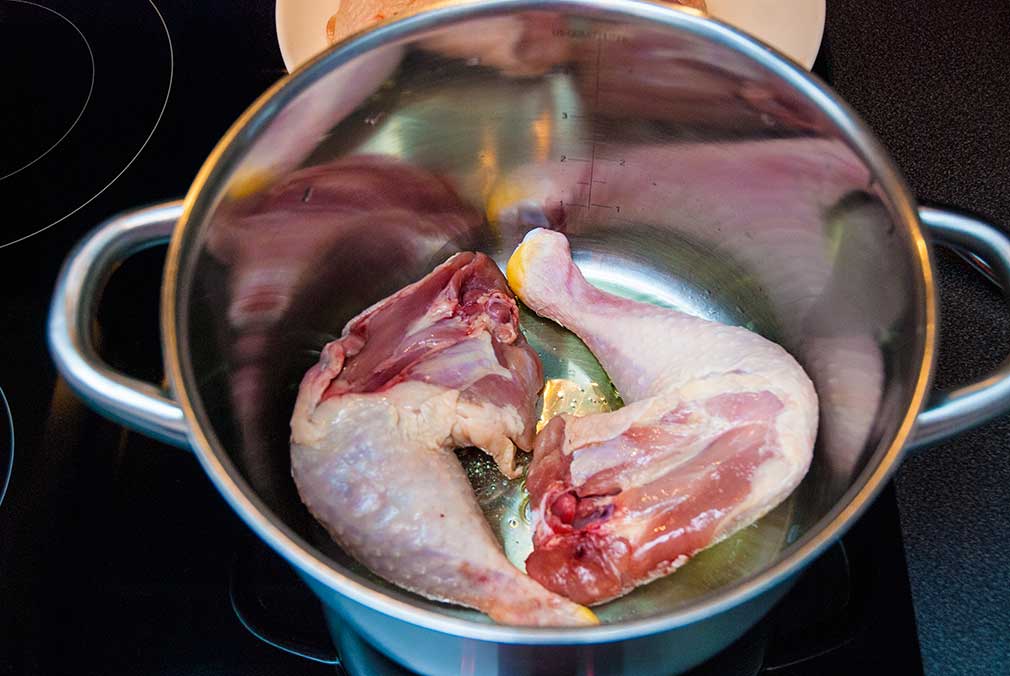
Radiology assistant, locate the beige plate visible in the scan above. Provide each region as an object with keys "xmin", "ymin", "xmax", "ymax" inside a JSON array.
[{"xmin": 275, "ymin": 0, "xmax": 826, "ymax": 72}]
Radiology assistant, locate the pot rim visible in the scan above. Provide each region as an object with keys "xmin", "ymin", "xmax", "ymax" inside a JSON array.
[{"xmin": 162, "ymin": 0, "xmax": 936, "ymax": 645}]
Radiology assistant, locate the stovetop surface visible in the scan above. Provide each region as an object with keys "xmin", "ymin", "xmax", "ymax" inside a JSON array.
[
  {"xmin": 1, "ymin": 1, "xmax": 1008, "ymax": 675},
  {"xmin": 2, "ymin": 247, "xmax": 924, "ymax": 672}
]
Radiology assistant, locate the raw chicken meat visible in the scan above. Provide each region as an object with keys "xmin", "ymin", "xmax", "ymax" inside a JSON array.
[
  {"xmin": 507, "ymin": 229, "xmax": 818, "ymax": 605},
  {"xmin": 289, "ymin": 251, "xmax": 597, "ymax": 626}
]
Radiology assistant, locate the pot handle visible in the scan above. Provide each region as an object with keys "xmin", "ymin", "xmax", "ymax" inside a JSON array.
[
  {"xmin": 910, "ymin": 206, "xmax": 1010, "ymax": 449},
  {"xmin": 47, "ymin": 201, "xmax": 190, "ymax": 449}
]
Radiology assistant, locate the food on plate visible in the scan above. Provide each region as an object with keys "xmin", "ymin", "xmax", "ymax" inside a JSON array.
[
  {"xmin": 289, "ymin": 251, "xmax": 597, "ymax": 626},
  {"xmin": 669, "ymin": 0, "xmax": 707, "ymax": 11},
  {"xmin": 325, "ymin": 0, "xmax": 424, "ymax": 45},
  {"xmin": 506, "ymin": 228, "xmax": 818, "ymax": 605}
]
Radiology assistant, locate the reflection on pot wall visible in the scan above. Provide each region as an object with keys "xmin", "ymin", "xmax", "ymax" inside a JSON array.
[
  {"xmin": 572, "ymin": 22, "xmax": 828, "ymax": 133},
  {"xmin": 199, "ymin": 156, "xmax": 484, "ymax": 513}
]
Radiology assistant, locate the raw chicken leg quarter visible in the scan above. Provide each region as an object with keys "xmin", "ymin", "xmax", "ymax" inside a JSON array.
[
  {"xmin": 507, "ymin": 229, "xmax": 818, "ymax": 606},
  {"xmin": 290, "ymin": 251, "xmax": 597, "ymax": 626}
]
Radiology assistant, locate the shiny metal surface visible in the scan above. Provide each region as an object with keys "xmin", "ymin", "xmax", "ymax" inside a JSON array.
[
  {"xmin": 44, "ymin": 0, "xmax": 1010, "ymax": 674},
  {"xmin": 911, "ymin": 207, "xmax": 1010, "ymax": 448},
  {"xmin": 47, "ymin": 202, "xmax": 189, "ymax": 449}
]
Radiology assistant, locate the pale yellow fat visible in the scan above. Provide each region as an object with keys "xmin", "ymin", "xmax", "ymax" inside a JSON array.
[{"xmin": 505, "ymin": 239, "xmax": 530, "ymax": 296}]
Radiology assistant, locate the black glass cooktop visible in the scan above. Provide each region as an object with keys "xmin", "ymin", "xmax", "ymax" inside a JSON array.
[
  {"xmin": 0, "ymin": 2, "xmax": 931, "ymax": 675},
  {"xmin": 0, "ymin": 0, "xmax": 173, "ymax": 248}
]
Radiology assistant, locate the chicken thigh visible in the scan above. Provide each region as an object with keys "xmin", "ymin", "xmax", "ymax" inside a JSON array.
[
  {"xmin": 507, "ymin": 229, "xmax": 818, "ymax": 605},
  {"xmin": 290, "ymin": 251, "xmax": 596, "ymax": 626}
]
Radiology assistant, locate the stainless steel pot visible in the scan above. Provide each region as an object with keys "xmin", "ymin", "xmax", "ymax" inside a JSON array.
[{"xmin": 47, "ymin": 1, "xmax": 1010, "ymax": 674}]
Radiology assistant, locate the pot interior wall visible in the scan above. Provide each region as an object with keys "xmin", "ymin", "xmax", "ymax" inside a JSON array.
[{"xmin": 178, "ymin": 4, "xmax": 926, "ymax": 625}]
